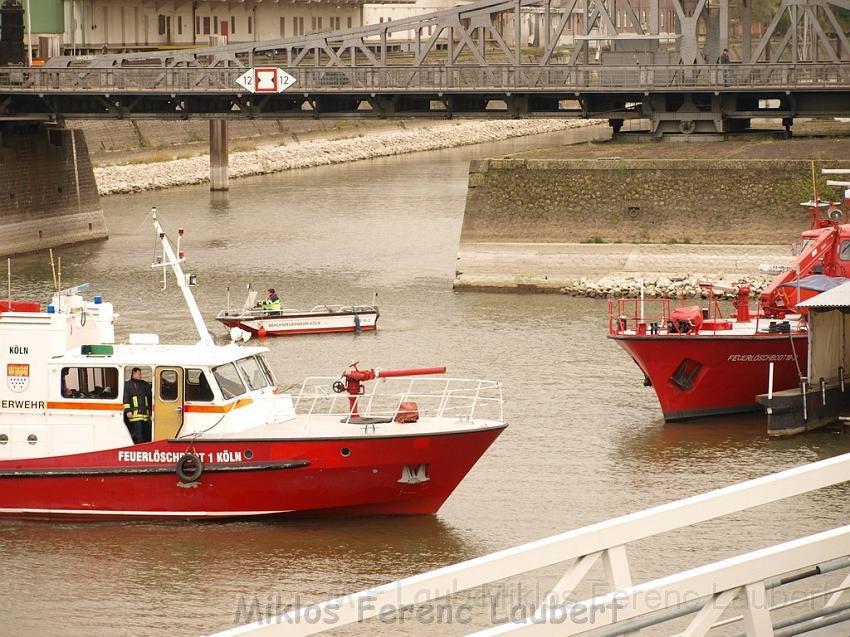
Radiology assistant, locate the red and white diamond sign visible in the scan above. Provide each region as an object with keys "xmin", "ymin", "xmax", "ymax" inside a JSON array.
[{"xmin": 236, "ymin": 67, "xmax": 296, "ymax": 94}]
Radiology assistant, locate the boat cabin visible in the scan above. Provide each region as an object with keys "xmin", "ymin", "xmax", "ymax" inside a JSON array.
[{"xmin": 0, "ymin": 293, "xmax": 290, "ymax": 461}]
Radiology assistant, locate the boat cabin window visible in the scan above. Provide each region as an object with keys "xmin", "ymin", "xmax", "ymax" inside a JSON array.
[
  {"xmin": 236, "ymin": 356, "xmax": 270, "ymax": 390},
  {"xmin": 212, "ymin": 362, "xmax": 247, "ymax": 399},
  {"xmin": 61, "ymin": 366, "xmax": 119, "ymax": 399},
  {"xmin": 840, "ymin": 240, "xmax": 850, "ymax": 261},
  {"xmin": 185, "ymin": 368, "xmax": 214, "ymax": 402},
  {"xmin": 159, "ymin": 369, "xmax": 179, "ymax": 401},
  {"xmin": 257, "ymin": 355, "xmax": 276, "ymax": 385},
  {"xmin": 795, "ymin": 238, "xmax": 814, "ymax": 256}
]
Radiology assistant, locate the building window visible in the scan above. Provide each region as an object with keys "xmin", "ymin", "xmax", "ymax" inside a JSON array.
[
  {"xmin": 317, "ymin": 17, "xmax": 322, "ymax": 30},
  {"xmin": 214, "ymin": 16, "xmax": 219, "ymax": 34},
  {"xmin": 294, "ymin": 17, "xmax": 304, "ymax": 35},
  {"xmin": 203, "ymin": 17, "xmax": 210, "ymax": 35},
  {"xmin": 158, "ymin": 15, "xmax": 166, "ymax": 36},
  {"xmin": 311, "ymin": 16, "xmax": 317, "ymax": 31},
  {"xmin": 177, "ymin": 16, "xmax": 183, "ymax": 35},
  {"xmin": 379, "ymin": 17, "xmax": 384, "ymax": 23},
  {"xmin": 61, "ymin": 367, "xmax": 119, "ymax": 400},
  {"xmin": 280, "ymin": 17, "xmax": 285, "ymax": 37},
  {"xmin": 231, "ymin": 16, "xmax": 236, "ymax": 34},
  {"xmin": 347, "ymin": 17, "xmax": 352, "ymax": 28},
  {"xmin": 330, "ymin": 17, "xmax": 340, "ymax": 31},
  {"xmin": 196, "ymin": 16, "xmax": 200, "ymax": 34},
  {"xmin": 248, "ymin": 16, "xmax": 253, "ymax": 34}
]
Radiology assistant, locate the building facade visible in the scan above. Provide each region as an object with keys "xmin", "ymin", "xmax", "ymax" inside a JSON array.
[{"xmin": 54, "ymin": 0, "xmax": 364, "ymax": 55}]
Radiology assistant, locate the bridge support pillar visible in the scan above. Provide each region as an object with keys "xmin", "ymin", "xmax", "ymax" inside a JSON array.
[
  {"xmin": 209, "ymin": 119, "xmax": 229, "ymax": 191},
  {"xmin": 0, "ymin": 122, "xmax": 107, "ymax": 257}
]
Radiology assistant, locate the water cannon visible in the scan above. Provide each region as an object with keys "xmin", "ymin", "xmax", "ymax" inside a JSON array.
[
  {"xmin": 699, "ymin": 281, "xmax": 752, "ymax": 321},
  {"xmin": 731, "ymin": 281, "xmax": 752, "ymax": 321},
  {"xmin": 332, "ymin": 361, "xmax": 446, "ymax": 418}
]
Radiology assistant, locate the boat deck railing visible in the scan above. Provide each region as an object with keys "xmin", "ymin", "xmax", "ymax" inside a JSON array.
[
  {"xmin": 608, "ymin": 296, "xmax": 676, "ymax": 335},
  {"xmin": 608, "ymin": 294, "xmax": 806, "ymax": 337},
  {"xmin": 293, "ymin": 376, "xmax": 503, "ymax": 424},
  {"xmin": 214, "ymin": 452, "xmax": 850, "ymax": 637},
  {"xmin": 216, "ymin": 304, "xmax": 378, "ymax": 320}
]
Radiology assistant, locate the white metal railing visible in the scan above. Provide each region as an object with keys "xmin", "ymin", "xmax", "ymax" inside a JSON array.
[
  {"xmin": 3, "ymin": 64, "xmax": 850, "ymax": 93},
  {"xmin": 213, "ymin": 452, "xmax": 850, "ymax": 636},
  {"xmin": 217, "ymin": 304, "xmax": 378, "ymax": 320},
  {"xmin": 292, "ymin": 375, "xmax": 503, "ymax": 424}
]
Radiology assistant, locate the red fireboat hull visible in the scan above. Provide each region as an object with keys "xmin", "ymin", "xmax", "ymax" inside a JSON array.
[
  {"xmin": 219, "ymin": 318, "xmax": 377, "ymax": 336},
  {"xmin": 611, "ymin": 333, "xmax": 807, "ymax": 420},
  {"xmin": 0, "ymin": 427, "xmax": 505, "ymax": 521}
]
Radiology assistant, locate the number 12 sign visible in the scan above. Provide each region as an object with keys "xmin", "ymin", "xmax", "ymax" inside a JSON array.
[{"xmin": 236, "ymin": 67, "xmax": 296, "ymax": 93}]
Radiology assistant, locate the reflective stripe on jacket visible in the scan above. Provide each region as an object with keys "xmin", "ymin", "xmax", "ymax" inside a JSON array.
[
  {"xmin": 123, "ymin": 379, "xmax": 151, "ymax": 423},
  {"xmin": 262, "ymin": 296, "xmax": 282, "ymax": 311}
]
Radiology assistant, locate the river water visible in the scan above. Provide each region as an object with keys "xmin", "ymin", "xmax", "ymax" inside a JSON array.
[{"xmin": 2, "ymin": 127, "xmax": 850, "ymax": 637}]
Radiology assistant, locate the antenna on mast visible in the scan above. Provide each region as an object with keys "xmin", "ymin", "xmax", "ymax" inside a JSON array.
[{"xmin": 150, "ymin": 207, "xmax": 214, "ymax": 346}]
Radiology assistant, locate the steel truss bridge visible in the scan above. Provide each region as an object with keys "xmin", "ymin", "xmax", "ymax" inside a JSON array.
[{"xmin": 0, "ymin": 0, "xmax": 848, "ymax": 135}]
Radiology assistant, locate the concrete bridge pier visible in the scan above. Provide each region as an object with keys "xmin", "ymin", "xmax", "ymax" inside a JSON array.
[
  {"xmin": 209, "ymin": 119, "xmax": 229, "ymax": 191},
  {"xmin": 0, "ymin": 122, "xmax": 107, "ymax": 257}
]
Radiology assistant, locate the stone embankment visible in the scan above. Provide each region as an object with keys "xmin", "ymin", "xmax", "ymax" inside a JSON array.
[
  {"xmin": 93, "ymin": 119, "xmax": 603, "ymax": 196},
  {"xmin": 561, "ymin": 273, "xmax": 779, "ymax": 299},
  {"xmin": 453, "ymin": 242, "xmax": 793, "ymax": 298}
]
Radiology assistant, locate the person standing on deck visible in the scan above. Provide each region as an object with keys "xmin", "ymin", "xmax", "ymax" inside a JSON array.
[{"xmin": 123, "ymin": 367, "xmax": 152, "ymax": 444}]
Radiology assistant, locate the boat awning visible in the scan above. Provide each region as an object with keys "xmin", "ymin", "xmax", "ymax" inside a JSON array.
[
  {"xmin": 798, "ymin": 280, "xmax": 850, "ymax": 310},
  {"xmin": 779, "ymin": 275, "xmax": 850, "ymax": 294}
]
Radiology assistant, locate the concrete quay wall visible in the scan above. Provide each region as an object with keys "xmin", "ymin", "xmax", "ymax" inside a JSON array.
[
  {"xmin": 461, "ymin": 158, "xmax": 850, "ymax": 245},
  {"xmin": 456, "ymin": 158, "xmax": 850, "ymax": 293},
  {"xmin": 0, "ymin": 125, "xmax": 106, "ymax": 258}
]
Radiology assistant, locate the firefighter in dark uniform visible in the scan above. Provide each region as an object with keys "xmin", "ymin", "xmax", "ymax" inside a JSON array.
[{"xmin": 123, "ymin": 367, "xmax": 152, "ymax": 444}]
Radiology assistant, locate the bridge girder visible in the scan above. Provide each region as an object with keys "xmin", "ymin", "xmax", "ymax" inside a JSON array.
[{"xmin": 44, "ymin": 0, "xmax": 849, "ymax": 70}]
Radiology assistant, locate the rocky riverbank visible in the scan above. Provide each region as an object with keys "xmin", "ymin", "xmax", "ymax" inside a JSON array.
[
  {"xmin": 453, "ymin": 242, "xmax": 793, "ymax": 298},
  {"xmin": 561, "ymin": 273, "xmax": 779, "ymax": 299},
  {"xmin": 93, "ymin": 119, "xmax": 604, "ymax": 196}
]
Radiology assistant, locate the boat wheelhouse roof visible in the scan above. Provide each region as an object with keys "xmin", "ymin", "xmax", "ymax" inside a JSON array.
[
  {"xmin": 798, "ymin": 280, "xmax": 850, "ymax": 310},
  {"xmin": 51, "ymin": 343, "xmax": 270, "ymax": 368},
  {"xmin": 778, "ymin": 274, "xmax": 850, "ymax": 294}
]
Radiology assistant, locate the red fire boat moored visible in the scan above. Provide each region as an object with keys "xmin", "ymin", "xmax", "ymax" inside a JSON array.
[{"xmin": 609, "ymin": 182, "xmax": 850, "ymax": 421}]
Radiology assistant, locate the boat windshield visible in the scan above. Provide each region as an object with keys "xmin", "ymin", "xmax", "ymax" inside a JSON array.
[
  {"xmin": 212, "ymin": 362, "xmax": 247, "ymax": 399},
  {"xmin": 796, "ymin": 238, "xmax": 814, "ymax": 256},
  {"xmin": 236, "ymin": 356, "xmax": 271, "ymax": 390},
  {"xmin": 256, "ymin": 355, "xmax": 277, "ymax": 386}
]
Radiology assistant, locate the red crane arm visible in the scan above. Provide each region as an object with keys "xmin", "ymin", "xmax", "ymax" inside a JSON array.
[{"xmin": 760, "ymin": 227, "xmax": 838, "ymax": 317}]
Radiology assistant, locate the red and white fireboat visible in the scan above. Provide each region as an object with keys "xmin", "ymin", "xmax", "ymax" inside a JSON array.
[
  {"xmin": 0, "ymin": 209, "xmax": 505, "ymax": 520},
  {"xmin": 609, "ymin": 182, "xmax": 850, "ymax": 421},
  {"xmin": 215, "ymin": 288, "xmax": 378, "ymax": 337}
]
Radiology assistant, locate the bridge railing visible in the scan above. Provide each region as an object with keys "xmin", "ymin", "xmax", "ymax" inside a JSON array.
[
  {"xmin": 1, "ymin": 63, "xmax": 849, "ymax": 93},
  {"xmin": 211, "ymin": 453, "xmax": 850, "ymax": 636}
]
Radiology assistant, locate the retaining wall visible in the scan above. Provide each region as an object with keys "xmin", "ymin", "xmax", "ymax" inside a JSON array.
[
  {"xmin": 462, "ymin": 158, "xmax": 850, "ymax": 245},
  {"xmin": 0, "ymin": 124, "xmax": 106, "ymax": 258}
]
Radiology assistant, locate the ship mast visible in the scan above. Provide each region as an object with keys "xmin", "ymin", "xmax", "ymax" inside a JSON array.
[{"xmin": 151, "ymin": 207, "xmax": 214, "ymax": 346}]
